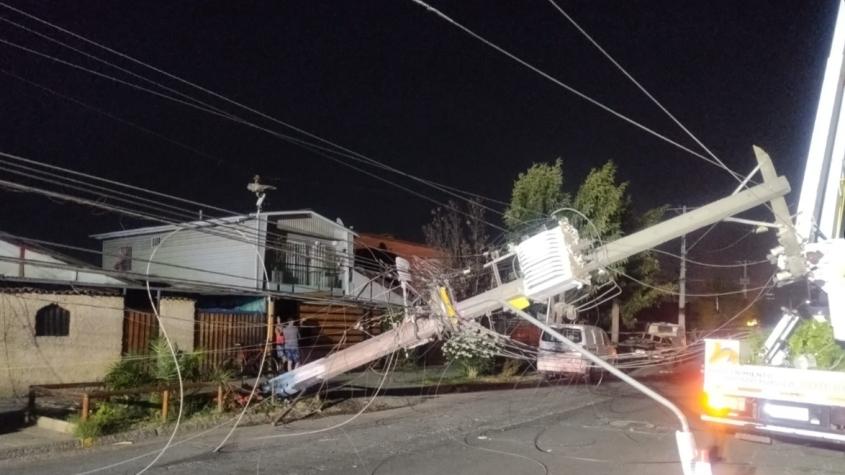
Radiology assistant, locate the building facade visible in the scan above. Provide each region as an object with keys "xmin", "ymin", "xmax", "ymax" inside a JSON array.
[{"xmin": 92, "ymin": 210, "xmax": 355, "ymax": 296}]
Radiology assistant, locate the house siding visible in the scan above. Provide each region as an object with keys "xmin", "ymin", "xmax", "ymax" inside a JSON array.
[
  {"xmin": 94, "ymin": 211, "xmax": 355, "ymax": 295},
  {"xmin": 272, "ymin": 215, "xmax": 353, "ymax": 294},
  {"xmin": 101, "ymin": 218, "xmax": 266, "ymax": 290},
  {"xmin": 0, "ymin": 293, "xmax": 123, "ymax": 397}
]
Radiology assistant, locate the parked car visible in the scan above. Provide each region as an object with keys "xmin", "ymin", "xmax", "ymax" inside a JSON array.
[
  {"xmin": 536, "ymin": 324, "xmax": 616, "ymax": 382},
  {"xmin": 618, "ymin": 322, "xmax": 686, "ymax": 354}
]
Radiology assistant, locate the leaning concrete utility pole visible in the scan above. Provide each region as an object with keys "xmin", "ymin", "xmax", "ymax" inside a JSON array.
[
  {"xmin": 740, "ymin": 259, "xmax": 749, "ymax": 299},
  {"xmin": 610, "ymin": 301, "xmax": 620, "ymax": 344},
  {"xmin": 266, "ymin": 296, "xmax": 275, "ymax": 360}
]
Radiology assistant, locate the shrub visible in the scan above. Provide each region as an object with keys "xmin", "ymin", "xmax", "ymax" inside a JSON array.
[
  {"xmin": 442, "ymin": 330, "xmax": 502, "ymax": 378},
  {"xmin": 499, "ymin": 358, "xmax": 524, "ymax": 378},
  {"xmin": 72, "ymin": 401, "xmax": 146, "ymax": 439},
  {"xmin": 104, "ymin": 355, "xmax": 154, "ymax": 390},
  {"xmin": 97, "ymin": 338, "xmax": 212, "ymax": 437},
  {"xmin": 150, "ymin": 338, "xmax": 204, "ymax": 383},
  {"xmin": 788, "ymin": 319, "xmax": 845, "ymax": 370},
  {"xmin": 70, "ymin": 415, "xmax": 100, "ymax": 440}
]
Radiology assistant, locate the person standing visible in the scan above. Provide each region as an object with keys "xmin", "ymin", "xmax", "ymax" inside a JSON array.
[
  {"xmin": 274, "ymin": 325, "xmax": 286, "ymax": 368},
  {"xmin": 282, "ymin": 320, "xmax": 301, "ymax": 371}
]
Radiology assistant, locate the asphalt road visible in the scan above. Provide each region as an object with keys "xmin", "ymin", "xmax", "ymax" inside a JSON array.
[{"xmin": 2, "ymin": 375, "xmax": 843, "ymax": 475}]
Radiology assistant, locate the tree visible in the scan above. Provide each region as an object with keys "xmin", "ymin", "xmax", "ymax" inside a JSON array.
[
  {"xmin": 422, "ymin": 198, "xmax": 490, "ymax": 299},
  {"xmin": 573, "ymin": 162, "xmax": 628, "ymax": 241},
  {"xmin": 503, "ymin": 159, "xmax": 568, "ymax": 234}
]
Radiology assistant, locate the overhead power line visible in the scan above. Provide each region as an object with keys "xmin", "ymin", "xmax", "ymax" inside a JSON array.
[
  {"xmin": 0, "ymin": 5, "xmax": 512, "ymax": 228},
  {"xmin": 0, "ymin": 33, "xmax": 508, "ymax": 232},
  {"xmin": 0, "ymin": 68, "xmax": 226, "ymax": 165},
  {"xmin": 543, "ymin": 0, "xmax": 739, "ymax": 180},
  {"xmin": 0, "ymin": 16, "xmax": 235, "ymax": 118},
  {"xmin": 0, "ymin": 164, "xmax": 392, "ymax": 271},
  {"xmin": 651, "ymin": 248, "xmax": 770, "ymax": 268},
  {"xmin": 409, "ymin": 0, "xmax": 742, "ymax": 177}
]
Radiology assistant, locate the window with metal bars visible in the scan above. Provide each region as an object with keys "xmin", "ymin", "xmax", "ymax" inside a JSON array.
[{"xmin": 35, "ymin": 304, "xmax": 70, "ymax": 337}]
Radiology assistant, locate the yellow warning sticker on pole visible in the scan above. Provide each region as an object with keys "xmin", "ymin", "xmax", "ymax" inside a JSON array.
[
  {"xmin": 438, "ymin": 287, "xmax": 457, "ymax": 319},
  {"xmin": 507, "ymin": 296, "xmax": 531, "ymax": 310}
]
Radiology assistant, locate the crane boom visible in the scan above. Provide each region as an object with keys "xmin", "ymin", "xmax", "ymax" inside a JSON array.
[{"xmin": 796, "ymin": 0, "xmax": 845, "ymax": 242}]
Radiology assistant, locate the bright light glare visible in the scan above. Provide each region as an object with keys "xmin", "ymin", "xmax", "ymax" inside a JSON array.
[{"xmin": 702, "ymin": 392, "xmax": 745, "ymax": 416}]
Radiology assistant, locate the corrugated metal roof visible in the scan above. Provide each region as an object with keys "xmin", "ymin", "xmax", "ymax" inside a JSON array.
[
  {"xmin": 355, "ymin": 233, "xmax": 445, "ymax": 260},
  {"xmin": 0, "ymin": 234, "xmax": 101, "ymax": 270}
]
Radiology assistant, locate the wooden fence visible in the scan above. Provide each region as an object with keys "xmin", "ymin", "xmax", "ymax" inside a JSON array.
[
  {"xmin": 298, "ymin": 303, "xmax": 381, "ymax": 362},
  {"xmin": 194, "ymin": 312, "xmax": 266, "ymax": 373},
  {"xmin": 122, "ymin": 310, "xmax": 159, "ymax": 355}
]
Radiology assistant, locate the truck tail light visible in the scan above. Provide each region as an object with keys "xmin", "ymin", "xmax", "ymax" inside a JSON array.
[{"xmin": 702, "ymin": 392, "xmax": 746, "ymax": 417}]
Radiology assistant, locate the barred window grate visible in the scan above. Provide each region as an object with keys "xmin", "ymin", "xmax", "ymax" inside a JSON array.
[{"xmin": 35, "ymin": 304, "xmax": 70, "ymax": 337}]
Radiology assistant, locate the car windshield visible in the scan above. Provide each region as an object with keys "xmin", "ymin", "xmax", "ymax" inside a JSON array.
[{"xmin": 541, "ymin": 327, "xmax": 582, "ymax": 343}]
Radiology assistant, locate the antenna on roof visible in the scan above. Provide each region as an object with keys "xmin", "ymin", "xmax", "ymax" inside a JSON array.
[{"xmin": 247, "ymin": 174, "xmax": 276, "ymax": 211}]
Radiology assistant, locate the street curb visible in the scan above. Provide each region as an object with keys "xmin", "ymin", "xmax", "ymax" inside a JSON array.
[
  {"xmin": 0, "ymin": 409, "xmax": 282, "ymax": 461},
  {"xmin": 0, "ymin": 379, "xmax": 553, "ymax": 462},
  {"xmin": 0, "ymin": 395, "xmax": 427, "ymax": 462},
  {"xmin": 326, "ymin": 377, "xmax": 548, "ymax": 398}
]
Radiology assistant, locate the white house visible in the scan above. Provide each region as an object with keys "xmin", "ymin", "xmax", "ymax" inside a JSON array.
[{"xmin": 91, "ymin": 210, "xmax": 356, "ymax": 296}]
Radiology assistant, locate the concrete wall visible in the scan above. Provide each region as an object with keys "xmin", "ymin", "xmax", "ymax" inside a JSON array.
[
  {"xmin": 158, "ymin": 298, "xmax": 196, "ymax": 352},
  {"xmin": 0, "ymin": 293, "xmax": 123, "ymax": 398}
]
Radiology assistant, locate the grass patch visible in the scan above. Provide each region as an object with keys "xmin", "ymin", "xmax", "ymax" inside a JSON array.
[{"xmin": 70, "ymin": 401, "xmax": 147, "ymax": 439}]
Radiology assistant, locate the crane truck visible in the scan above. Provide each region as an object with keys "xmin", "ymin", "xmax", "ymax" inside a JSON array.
[{"xmin": 700, "ymin": 0, "xmax": 845, "ymax": 445}]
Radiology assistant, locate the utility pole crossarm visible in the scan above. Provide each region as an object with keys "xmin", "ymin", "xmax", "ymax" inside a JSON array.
[{"xmin": 753, "ymin": 146, "xmax": 807, "ymax": 280}]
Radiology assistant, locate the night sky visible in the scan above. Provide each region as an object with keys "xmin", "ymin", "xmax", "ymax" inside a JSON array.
[{"xmin": 0, "ymin": 0, "xmax": 839, "ymax": 278}]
